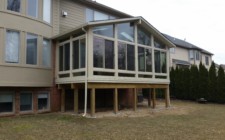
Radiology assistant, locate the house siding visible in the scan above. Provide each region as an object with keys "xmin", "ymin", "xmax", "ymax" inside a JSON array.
[{"xmin": 59, "ymin": 0, "xmax": 85, "ymax": 33}]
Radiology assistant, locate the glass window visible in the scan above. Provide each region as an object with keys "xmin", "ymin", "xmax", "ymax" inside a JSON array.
[
  {"xmin": 105, "ymin": 40, "xmax": 114, "ymax": 69},
  {"xmin": 0, "ymin": 92, "xmax": 14, "ymax": 113},
  {"xmin": 146, "ymin": 49, "xmax": 152, "ymax": 72},
  {"xmin": 20, "ymin": 92, "xmax": 32, "ymax": 111},
  {"xmin": 80, "ymin": 39, "xmax": 86, "ymax": 68},
  {"xmin": 118, "ymin": 22, "xmax": 134, "ymax": 42},
  {"xmin": 43, "ymin": 0, "xmax": 51, "ymax": 23},
  {"xmin": 154, "ymin": 39, "xmax": 166, "ymax": 49},
  {"xmin": 26, "ymin": 33, "xmax": 37, "ymax": 65},
  {"xmin": 93, "ymin": 37, "xmax": 114, "ymax": 69},
  {"xmin": 94, "ymin": 11, "xmax": 108, "ymax": 21},
  {"xmin": 93, "ymin": 37, "xmax": 104, "ymax": 68},
  {"xmin": 118, "ymin": 43, "xmax": 126, "ymax": 70},
  {"xmin": 138, "ymin": 47, "xmax": 145, "ymax": 72},
  {"xmin": 27, "ymin": 0, "xmax": 38, "ymax": 18},
  {"xmin": 59, "ymin": 43, "xmax": 70, "ymax": 71},
  {"xmin": 170, "ymin": 48, "xmax": 175, "ymax": 53},
  {"xmin": 64, "ymin": 43, "xmax": 70, "ymax": 71},
  {"xmin": 205, "ymin": 56, "xmax": 209, "ymax": 65},
  {"xmin": 7, "ymin": 0, "xmax": 20, "ymax": 12},
  {"xmin": 138, "ymin": 47, "xmax": 152, "ymax": 72},
  {"xmin": 93, "ymin": 25, "xmax": 114, "ymax": 38},
  {"xmin": 138, "ymin": 26, "xmax": 151, "ymax": 46},
  {"xmin": 196, "ymin": 51, "xmax": 200, "ymax": 60},
  {"xmin": 73, "ymin": 40, "xmax": 79, "ymax": 69},
  {"xmin": 5, "ymin": 30, "xmax": 20, "ymax": 63},
  {"xmin": 155, "ymin": 50, "xmax": 166, "ymax": 73},
  {"xmin": 38, "ymin": 92, "xmax": 49, "ymax": 110},
  {"xmin": 42, "ymin": 39, "xmax": 51, "ymax": 67},
  {"xmin": 127, "ymin": 45, "xmax": 135, "ymax": 71},
  {"xmin": 86, "ymin": 9, "xmax": 94, "ymax": 22},
  {"xmin": 189, "ymin": 50, "xmax": 194, "ymax": 59},
  {"xmin": 161, "ymin": 52, "xmax": 167, "ymax": 73},
  {"xmin": 154, "ymin": 50, "xmax": 161, "ymax": 73},
  {"xmin": 59, "ymin": 46, "xmax": 63, "ymax": 71},
  {"xmin": 118, "ymin": 42, "xmax": 135, "ymax": 71}
]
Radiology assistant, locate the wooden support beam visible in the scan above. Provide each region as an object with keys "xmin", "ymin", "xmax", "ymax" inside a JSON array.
[
  {"xmin": 113, "ymin": 88, "xmax": 118, "ymax": 114},
  {"xmin": 152, "ymin": 88, "xmax": 156, "ymax": 109},
  {"xmin": 74, "ymin": 89, "xmax": 79, "ymax": 114},
  {"xmin": 90, "ymin": 88, "xmax": 95, "ymax": 117},
  {"xmin": 165, "ymin": 87, "xmax": 171, "ymax": 108},
  {"xmin": 133, "ymin": 88, "xmax": 137, "ymax": 111},
  {"xmin": 148, "ymin": 89, "xmax": 151, "ymax": 107},
  {"xmin": 61, "ymin": 89, "xmax": 65, "ymax": 112}
]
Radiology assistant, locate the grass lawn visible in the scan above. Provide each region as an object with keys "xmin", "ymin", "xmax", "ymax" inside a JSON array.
[{"xmin": 1, "ymin": 100, "xmax": 225, "ymax": 140}]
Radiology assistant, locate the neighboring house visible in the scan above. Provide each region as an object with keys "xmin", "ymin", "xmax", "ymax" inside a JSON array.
[
  {"xmin": 0, "ymin": 0, "xmax": 175, "ymax": 117},
  {"xmin": 163, "ymin": 34, "xmax": 213, "ymax": 69}
]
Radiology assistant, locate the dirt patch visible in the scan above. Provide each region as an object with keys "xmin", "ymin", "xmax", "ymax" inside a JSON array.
[{"xmin": 81, "ymin": 99, "xmax": 194, "ymax": 118}]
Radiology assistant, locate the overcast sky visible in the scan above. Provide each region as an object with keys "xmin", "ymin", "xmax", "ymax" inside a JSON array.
[{"xmin": 97, "ymin": 0, "xmax": 225, "ymax": 65}]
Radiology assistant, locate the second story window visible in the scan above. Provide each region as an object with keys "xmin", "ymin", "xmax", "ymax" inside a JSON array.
[
  {"xmin": 117, "ymin": 22, "xmax": 134, "ymax": 42},
  {"xmin": 43, "ymin": 0, "xmax": 51, "ymax": 23},
  {"xmin": 27, "ymin": 0, "xmax": 38, "ymax": 18},
  {"xmin": 196, "ymin": 51, "xmax": 200, "ymax": 60},
  {"xmin": 205, "ymin": 56, "xmax": 209, "ymax": 66},
  {"xmin": 5, "ymin": 30, "xmax": 20, "ymax": 63},
  {"xmin": 86, "ymin": 8, "xmax": 116, "ymax": 22},
  {"xmin": 7, "ymin": 0, "xmax": 20, "ymax": 12},
  {"xmin": 26, "ymin": 33, "xmax": 38, "ymax": 65},
  {"xmin": 189, "ymin": 50, "xmax": 194, "ymax": 60}
]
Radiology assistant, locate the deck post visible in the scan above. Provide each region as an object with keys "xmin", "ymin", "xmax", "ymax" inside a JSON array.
[
  {"xmin": 165, "ymin": 86, "xmax": 171, "ymax": 108},
  {"xmin": 152, "ymin": 88, "xmax": 156, "ymax": 109},
  {"xmin": 74, "ymin": 89, "xmax": 79, "ymax": 114},
  {"xmin": 114, "ymin": 88, "xmax": 118, "ymax": 114},
  {"xmin": 133, "ymin": 88, "xmax": 137, "ymax": 111},
  {"xmin": 61, "ymin": 89, "xmax": 65, "ymax": 112},
  {"xmin": 148, "ymin": 89, "xmax": 151, "ymax": 107},
  {"xmin": 90, "ymin": 88, "xmax": 95, "ymax": 117}
]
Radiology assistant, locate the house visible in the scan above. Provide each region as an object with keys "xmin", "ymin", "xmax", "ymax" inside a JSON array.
[
  {"xmin": 0, "ymin": 0, "xmax": 175, "ymax": 117},
  {"xmin": 163, "ymin": 34, "xmax": 213, "ymax": 69}
]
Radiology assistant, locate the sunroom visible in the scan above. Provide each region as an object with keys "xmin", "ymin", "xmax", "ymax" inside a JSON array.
[{"xmin": 53, "ymin": 17, "xmax": 175, "ymax": 116}]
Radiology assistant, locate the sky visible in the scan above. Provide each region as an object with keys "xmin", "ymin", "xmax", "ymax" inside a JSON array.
[{"xmin": 96, "ymin": 0, "xmax": 225, "ymax": 65}]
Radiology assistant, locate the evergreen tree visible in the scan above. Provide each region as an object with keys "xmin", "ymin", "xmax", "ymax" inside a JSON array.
[
  {"xmin": 216, "ymin": 66, "xmax": 225, "ymax": 103},
  {"xmin": 183, "ymin": 68, "xmax": 191, "ymax": 100},
  {"xmin": 190, "ymin": 65, "xmax": 199, "ymax": 100},
  {"xmin": 170, "ymin": 67, "xmax": 175, "ymax": 98},
  {"xmin": 208, "ymin": 61, "xmax": 217, "ymax": 102},
  {"xmin": 198, "ymin": 62, "xmax": 209, "ymax": 99}
]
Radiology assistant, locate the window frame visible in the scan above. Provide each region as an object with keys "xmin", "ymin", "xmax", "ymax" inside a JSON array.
[
  {"xmin": 27, "ymin": 0, "xmax": 39, "ymax": 18},
  {"xmin": 20, "ymin": 92, "xmax": 33, "ymax": 112},
  {"xmin": 7, "ymin": 0, "xmax": 21, "ymax": 13},
  {"xmin": 42, "ymin": 38, "xmax": 52, "ymax": 68},
  {"xmin": 72, "ymin": 37, "xmax": 86, "ymax": 70},
  {"xmin": 93, "ymin": 36, "xmax": 115, "ymax": 69},
  {"xmin": 26, "ymin": 33, "xmax": 38, "ymax": 65},
  {"xmin": 5, "ymin": 29, "xmax": 20, "ymax": 64},
  {"xmin": 43, "ymin": 0, "xmax": 52, "ymax": 23},
  {"xmin": 0, "ymin": 91, "xmax": 15, "ymax": 114},
  {"xmin": 205, "ymin": 56, "xmax": 209, "ymax": 66},
  {"xmin": 37, "ymin": 91, "xmax": 50, "ymax": 111}
]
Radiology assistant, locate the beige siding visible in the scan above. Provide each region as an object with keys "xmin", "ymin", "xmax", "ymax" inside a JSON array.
[
  {"xmin": 0, "ymin": 12, "xmax": 52, "ymax": 38},
  {"xmin": 170, "ymin": 47, "xmax": 189, "ymax": 65},
  {"xmin": 59, "ymin": 0, "xmax": 85, "ymax": 33},
  {"xmin": 0, "ymin": 0, "xmax": 4, "ymax": 10},
  {"xmin": 0, "ymin": 66, "xmax": 52, "ymax": 87},
  {"xmin": 0, "ymin": 28, "xmax": 3, "ymax": 64},
  {"xmin": 52, "ymin": 0, "xmax": 60, "ymax": 36}
]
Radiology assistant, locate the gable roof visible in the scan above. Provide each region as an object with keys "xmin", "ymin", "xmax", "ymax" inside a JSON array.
[
  {"xmin": 163, "ymin": 33, "xmax": 213, "ymax": 55},
  {"xmin": 75, "ymin": 0, "xmax": 132, "ymax": 18},
  {"xmin": 53, "ymin": 17, "xmax": 176, "ymax": 48}
]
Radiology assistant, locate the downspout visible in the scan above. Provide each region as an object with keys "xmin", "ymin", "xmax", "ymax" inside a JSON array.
[{"xmin": 82, "ymin": 27, "xmax": 88, "ymax": 117}]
